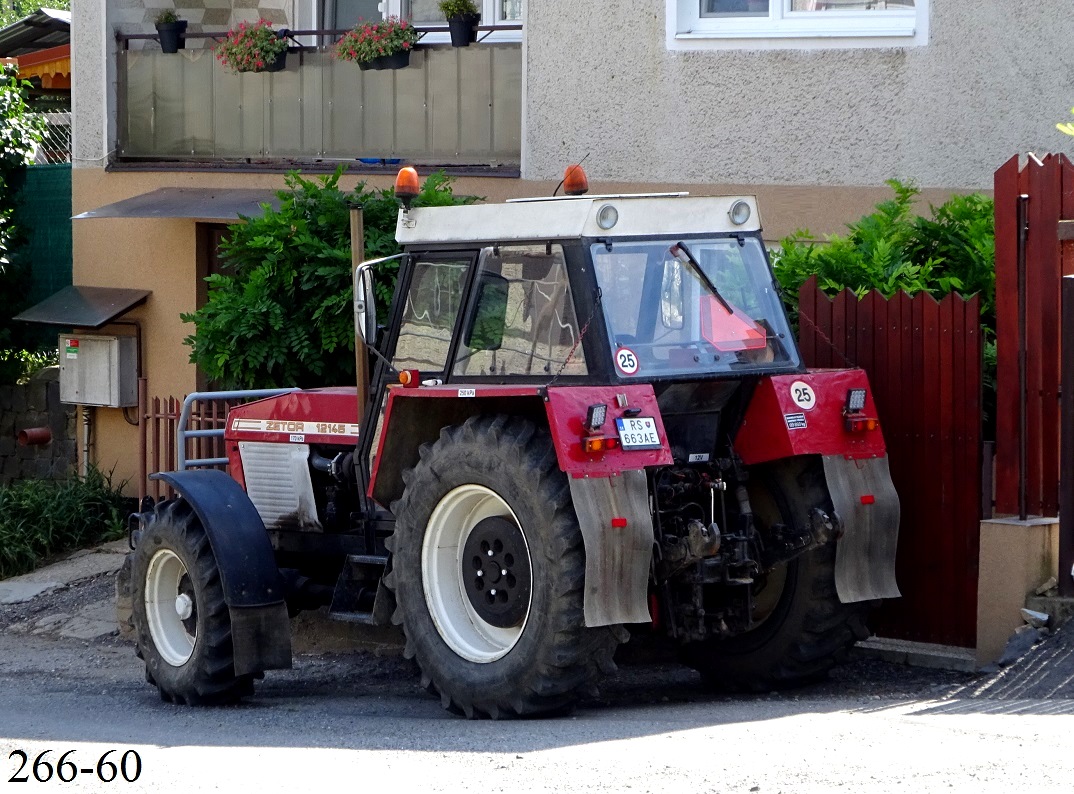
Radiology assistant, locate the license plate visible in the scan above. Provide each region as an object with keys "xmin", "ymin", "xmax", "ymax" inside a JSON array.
[{"xmin": 615, "ymin": 416, "xmax": 662, "ymax": 450}]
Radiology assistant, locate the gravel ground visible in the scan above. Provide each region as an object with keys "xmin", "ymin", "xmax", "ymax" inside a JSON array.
[
  {"xmin": 4, "ymin": 566, "xmax": 1074, "ymax": 793},
  {"xmin": 0, "ymin": 566, "xmax": 980, "ymax": 707}
]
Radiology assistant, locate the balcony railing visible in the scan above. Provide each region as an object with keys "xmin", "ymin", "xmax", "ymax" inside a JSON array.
[{"xmin": 116, "ymin": 29, "xmax": 521, "ymax": 168}]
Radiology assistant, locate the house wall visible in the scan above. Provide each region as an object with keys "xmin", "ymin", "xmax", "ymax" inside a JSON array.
[{"xmin": 523, "ymin": 1, "xmax": 1074, "ymax": 188}]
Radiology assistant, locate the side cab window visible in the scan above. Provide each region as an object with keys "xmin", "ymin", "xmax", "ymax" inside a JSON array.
[
  {"xmin": 391, "ymin": 255, "xmax": 472, "ymax": 376},
  {"xmin": 453, "ymin": 244, "xmax": 587, "ymax": 378}
]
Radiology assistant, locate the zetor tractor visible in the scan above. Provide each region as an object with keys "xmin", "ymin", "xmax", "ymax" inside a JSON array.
[{"xmin": 120, "ymin": 165, "xmax": 900, "ymax": 717}]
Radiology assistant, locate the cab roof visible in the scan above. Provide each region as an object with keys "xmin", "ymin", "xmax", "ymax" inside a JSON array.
[{"xmin": 394, "ymin": 193, "xmax": 761, "ymax": 246}]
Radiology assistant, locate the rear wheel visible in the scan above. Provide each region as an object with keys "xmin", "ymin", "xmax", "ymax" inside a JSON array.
[
  {"xmin": 682, "ymin": 459, "xmax": 870, "ymax": 689},
  {"xmin": 387, "ymin": 415, "xmax": 622, "ymax": 718},
  {"xmin": 131, "ymin": 499, "xmax": 251, "ymax": 705}
]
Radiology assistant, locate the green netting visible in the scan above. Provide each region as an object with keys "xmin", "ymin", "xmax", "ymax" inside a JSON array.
[{"xmin": 14, "ymin": 163, "xmax": 72, "ymax": 305}]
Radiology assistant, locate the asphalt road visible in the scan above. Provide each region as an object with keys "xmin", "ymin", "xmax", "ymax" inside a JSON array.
[{"xmin": 2, "ymin": 623, "xmax": 1074, "ymax": 794}]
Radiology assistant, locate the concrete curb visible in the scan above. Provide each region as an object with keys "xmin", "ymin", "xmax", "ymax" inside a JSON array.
[{"xmin": 0, "ymin": 540, "xmax": 128, "ymax": 605}]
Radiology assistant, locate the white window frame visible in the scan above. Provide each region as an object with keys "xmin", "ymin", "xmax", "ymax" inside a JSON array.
[{"xmin": 667, "ymin": 0, "xmax": 928, "ymax": 51}]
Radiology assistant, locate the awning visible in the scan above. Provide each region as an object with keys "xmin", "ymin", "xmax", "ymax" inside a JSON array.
[
  {"xmin": 16, "ymin": 43, "xmax": 70, "ymax": 89},
  {"xmin": 73, "ymin": 188, "xmax": 282, "ymax": 222},
  {"xmin": 0, "ymin": 9, "xmax": 70, "ymax": 58},
  {"xmin": 14, "ymin": 286, "xmax": 151, "ymax": 328}
]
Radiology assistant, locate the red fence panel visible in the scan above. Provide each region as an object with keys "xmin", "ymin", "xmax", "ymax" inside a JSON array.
[
  {"xmin": 994, "ymin": 153, "xmax": 1074, "ymax": 517},
  {"xmin": 798, "ymin": 277, "xmax": 982, "ymax": 647},
  {"xmin": 138, "ymin": 393, "xmax": 243, "ymax": 501}
]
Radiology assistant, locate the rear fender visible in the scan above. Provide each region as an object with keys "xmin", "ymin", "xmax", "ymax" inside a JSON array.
[
  {"xmin": 369, "ymin": 386, "xmax": 547, "ymax": 508},
  {"xmin": 735, "ymin": 369, "xmax": 886, "ymax": 465},
  {"xmin": 149, "ymin": 470, "xmax": 292, "ymax": 674}
]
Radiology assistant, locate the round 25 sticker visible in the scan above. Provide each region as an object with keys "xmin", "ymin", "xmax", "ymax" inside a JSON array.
[
  {"xmin": 616, "ymin": 347, "xmax": 639, "ymax": 375},
  {"xmin": 789, "ymin": 380, "xmax": 816, "ymax": 410}
]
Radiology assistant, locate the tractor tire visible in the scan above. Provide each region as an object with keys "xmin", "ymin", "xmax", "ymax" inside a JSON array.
[
  {"xmin": 386, "ymin": 415, "xmax": 622, "ymax": 718},
  {"xmin": 682, "ymin": 459, "xmax": 870, "ymax": 690},
  {"xmin": 130, "ymin": 499, "xmax": 252, "ymax": 705}
]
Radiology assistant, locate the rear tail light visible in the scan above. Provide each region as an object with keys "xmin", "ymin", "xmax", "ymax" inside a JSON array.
[
  {"xmin": 581, "ymin": 436, "xmax": 619, "ymax": 453},
  {"xmin": 845, "ymin": 415, "xmax": 880, "ymax": 433}
]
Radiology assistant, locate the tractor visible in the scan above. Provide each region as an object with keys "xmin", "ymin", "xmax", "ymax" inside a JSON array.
[{"xmin": 118, "ymin": 165, "xmax": 900, "ymax": 717}]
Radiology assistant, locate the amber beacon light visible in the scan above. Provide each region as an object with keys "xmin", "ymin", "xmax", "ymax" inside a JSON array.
[
  {"xmin": 563, "ymin": 163, "xmax": 589, "ymax": 196},
  {"xmin": 394, "ymin": 166, "xmax": 420, "ymax": 209}
]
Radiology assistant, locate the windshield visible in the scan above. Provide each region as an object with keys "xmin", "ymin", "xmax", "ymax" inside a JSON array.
[{"xmin": 592, "ymin": 237, "xmax": 800, "ymax": 378}]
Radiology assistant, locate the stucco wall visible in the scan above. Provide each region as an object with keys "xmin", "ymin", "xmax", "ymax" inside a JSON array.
[{"xmin": 524, "ymin": 1, "xmax": 1074, "ymax": 188}]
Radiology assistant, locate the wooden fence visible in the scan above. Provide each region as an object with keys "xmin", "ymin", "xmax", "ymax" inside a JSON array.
[
  {"xmin": 993, "ymin": 153, "xmax": 1074, "ymax": 518},
  {"xmin": 798, "ymin": 277, "xmax": 983, "ymax": 648},
  {"xmin": 137, "ymin": 383, "xmax": 236, "ymax": 503}
]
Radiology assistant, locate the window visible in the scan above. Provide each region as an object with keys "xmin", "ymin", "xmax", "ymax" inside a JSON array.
[
  {"xmin": 393, "ymin": 257, "xmax": 471, "ymax": 374},
  {"xmin": 453, "ymin": 245, "xmax": 587, "ymax": 378},
  {"xmin": 301, "ymin": 1, "xmax": 522, "ymax": 41},
  {"xmin": 593, "ymin": 238, "xmax": 798, "ymax": 379},
  {"xmin": 668, "ymin": 0, "xmax": 928, "ymax": 50},
  {"xmin": 407, "ymin": 0, "xmax": 522, "ymax": 26}
]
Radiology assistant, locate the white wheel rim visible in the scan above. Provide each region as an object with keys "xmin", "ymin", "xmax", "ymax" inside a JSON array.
[
  {"xmin": 144, "ymin": 549, "xmax": 195, "ymax": 666},
  {"xmin": 422, "ymin": 484, "xmax": 532, "ymax": 663}
]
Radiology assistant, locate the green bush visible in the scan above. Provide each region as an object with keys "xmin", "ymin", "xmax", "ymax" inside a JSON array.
[
  {"xmin": 0, "ymin": 468, "xmax": 130, "ymax": 579},
  {"xmin": 770, "ymin": 179, "xmax": 996, "ymax": 427},
  {"xmin": 181, "ymin": 166, "xmax": 476, "ymax": 389},
  {"xmin": 770, "ymin": 180, "xmax": 993, "ymax": 313}
]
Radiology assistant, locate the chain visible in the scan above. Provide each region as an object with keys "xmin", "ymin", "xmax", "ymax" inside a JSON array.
[
  {"xmin": 548, "ymin": 288, "xmax": 601, "ymax": 387},
  {"xmin": 797, "ymin": 309, "xmax": 857, "ymax": 369}
]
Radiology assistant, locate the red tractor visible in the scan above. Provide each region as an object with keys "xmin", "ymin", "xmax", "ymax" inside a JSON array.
[{"xmin": 120, "ymin": 166, "xmax": 900, "ymax": 717}]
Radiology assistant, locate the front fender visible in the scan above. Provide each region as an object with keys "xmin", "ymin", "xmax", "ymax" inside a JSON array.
[{"xmin": 149, "ymin": 469, "xmax": 291, "ymax": 674}]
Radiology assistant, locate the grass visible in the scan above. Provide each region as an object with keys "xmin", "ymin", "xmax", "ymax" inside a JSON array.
[{"xmin": 0, "ymin": 467, "xmax": 131, "ymax": 579}]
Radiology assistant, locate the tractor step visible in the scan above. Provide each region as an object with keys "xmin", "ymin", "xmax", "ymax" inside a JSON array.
[
  {"xmin": 328, "ymin": 554, "xmax": 390, "ymax": 626},
  {"xmin": 326, "ymin": 609, "xmax": 379, "ymax": 625}
]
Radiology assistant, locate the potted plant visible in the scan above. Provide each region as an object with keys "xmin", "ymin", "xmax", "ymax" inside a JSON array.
[
  {"xmin": 439, "ymin": 0, "xmax": 480, "ymax": 47},
  {"xmin": 335, "ymin": 16, "xmax": 418, "ymax": 71},
  {"xmin": 216, "ymin": 19, "xmax": 290, "ymax": 74},
  {"xmin": 155, "ymin": 10, "xmax": 187, "ymax": 54}
]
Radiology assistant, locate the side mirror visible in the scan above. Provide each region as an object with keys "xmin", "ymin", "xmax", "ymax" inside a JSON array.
[
  {"xmin": 464, "ymin": 271, "xmax": 509, "ymax": 351},
  {"xmin": 353, "ymin": 264, "xmax": 378, "ymax": 346}
]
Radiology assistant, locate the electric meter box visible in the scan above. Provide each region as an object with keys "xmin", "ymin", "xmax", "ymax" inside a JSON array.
[{"xmin": 58, "ymin": 334, "xmax": 138, "ymax": 407}]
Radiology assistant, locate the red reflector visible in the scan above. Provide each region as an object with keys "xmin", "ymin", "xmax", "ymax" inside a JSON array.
[
  {"xmin": 861, "ymin": 494, "xmax": 876, "ymax": 505},
  {"xmin": 611, "ymin": 517, "xmax": 628, "ymax": 528}
]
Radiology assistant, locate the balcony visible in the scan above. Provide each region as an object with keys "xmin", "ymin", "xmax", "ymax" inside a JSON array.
[{"xmin": 116, "ymin": 30, "xmax": 521, "ymax": 170}]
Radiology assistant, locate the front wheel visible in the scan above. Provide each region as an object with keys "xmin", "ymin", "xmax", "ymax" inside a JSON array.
[
  {"xmin": 387, "ymin": 415, "xmax": 622, "ymax": 718},
  {"xmin": 131, "ymin": 499, "xmax": 252, "ymax": 705}
]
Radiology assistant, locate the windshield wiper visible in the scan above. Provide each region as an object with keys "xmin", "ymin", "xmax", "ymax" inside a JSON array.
[{"xmin": 668, "ymin": 241, "xmax": 733, "ymax": 314}]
